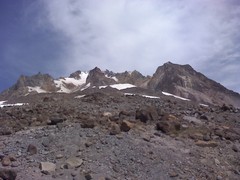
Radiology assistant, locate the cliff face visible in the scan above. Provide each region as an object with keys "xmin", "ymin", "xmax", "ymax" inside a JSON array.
[{"xmin": 147, "ymin": 62, "xmax": 240, "ymax": 106}]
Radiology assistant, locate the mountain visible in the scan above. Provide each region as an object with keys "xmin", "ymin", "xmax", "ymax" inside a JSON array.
[
  {"xmin": 1, "ymin": 62, "xmax": 240, "ymax": 107},
  {"xmin": 147, "ymin": 62, "xmax": 240, "ymax": 107}
]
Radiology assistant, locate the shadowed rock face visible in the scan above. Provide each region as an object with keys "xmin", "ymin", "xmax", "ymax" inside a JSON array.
[
  {"xmin": 115, "ymin": 70, "xmax": 150, "ymax": 87},
  {"xmin": 86, "ymin": 67, "xmax": 116, "ymax": 86},
  {"xmin": 69, "ymin": 70, "xmax": 82, "ymax": 79},
  {"xmin": 0, "ymin": 73, "xmax": 56, "ymax": 99},
  {"xmin": 147, "ymin": 62, "xmax": 240, "ymax": 107}
]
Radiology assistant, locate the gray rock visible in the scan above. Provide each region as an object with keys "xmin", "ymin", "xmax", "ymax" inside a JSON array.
[
  {"xmin": 27, "ymin": 144, "xmax": 37, "ymax": 155},
  {"xmin": 232, "ymin": 144, "xmax": 239, "ymax": 152},
  {"xmin": 66, "ymin": 157, "xmax": 83, "ymax": 168},
  {"xmin": 40, "ymin": 162, "xmax": 56, "ymax": 175}
]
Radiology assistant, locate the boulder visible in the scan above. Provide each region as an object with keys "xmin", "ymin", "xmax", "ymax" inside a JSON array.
[
  {"xmin": 136, "ymin": 106, "xmax": 158, "ymax": 123},
  {"xmin": 0, "ymin": 168, "xmax": 17, "ymax": 180},
  {"xmin": 156, "ymin": 114, "xmax": 181, "ymax": 134},
  {"xmin": 40, "ymin": 162, "xmax": 56, "ymax": 174}
]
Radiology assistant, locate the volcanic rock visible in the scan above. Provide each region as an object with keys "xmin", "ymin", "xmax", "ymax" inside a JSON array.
[
  {"xmin": 27, "ymin": 144, "xmax": 37, "ymax": 155},
  {"xmin": 0, "ymin": 168, "xmax": 17, "ymax": 180},
  {"xmin": 156, "ymin": 114, "xmax": 181, "ymax": 134}
]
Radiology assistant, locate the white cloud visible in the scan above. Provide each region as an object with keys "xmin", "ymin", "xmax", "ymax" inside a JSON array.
[{"xmin": 40, "ymin": 0, "xmax": 240, "ymax": 92}]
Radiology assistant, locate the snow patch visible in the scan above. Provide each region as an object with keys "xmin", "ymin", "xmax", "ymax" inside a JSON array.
[
  {"xmin": 141, "ymin": 95, "xmax": 160, "ymax": 99},
  {"xmin": 162, "ymin": 92, "xmax": 190, "ymax": 101},
  {"xmin": 0, "ymin": 102, "xmax": 27, "ymax": 108},
  {"xmin": 28, "ymin": 86, "xmax": 47, "ymax": 93},
  {"xmin": 81, "ymin": 83, "xmax": 91, "ymax": 91},
  {"xmin": 124, "ymin": 93, "xmax": 160, "ymax": 99},
  {"xmin": 99, "ymin": 84, "xmax": 136, "ymax": 90},
  {"xmin": 199, "ymin": 103, "xmax": 209, "ymax": 107},
  {"xmin": 74, "ymin": 95, "xmax": 86, "ymax": 99},
  {"xmin": 55, "ymin": 72, "xmax": 88, "ymax": 93},
  {"xmin": 105, "ymin": 75, "xmax": 118, "ymax": 82}
]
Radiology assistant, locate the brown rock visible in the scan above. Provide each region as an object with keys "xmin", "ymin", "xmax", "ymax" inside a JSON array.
[
  {"xmin": 0, "ymin": 168, "xmax": 17, "ymax": 180},
  {"xmin": 156, "ymin": 114, "xmax": 181, "ymax": 134},
  {"xmin": 195, "ymin": 140, "xmax": 218, "ymax": 148},
  {"xmin": 81, "ymin": 119, "xmax": 95, "ymax": 129},
  {"xmin": 1, "ymin": 157, "xmax": 11, "ymax": 166},
  {"xmin": 27, "ymin": 144, "xmax": 37, "ymax": 155},
  {"xmin": 109, "ymin": 123, "xmax": 121, "ymax": 135},
  {"xmin": 120, "ymin": 120, "xmax": 134, "ymax": 132},
  {"xmin": 135, "ymin": 106, "xmax": 158, "ymax": 123}
]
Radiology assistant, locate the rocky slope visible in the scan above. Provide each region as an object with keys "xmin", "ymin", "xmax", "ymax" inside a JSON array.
[{"xmin": 0, "ymin": 89, "xmax": 240, "ymax": 179}]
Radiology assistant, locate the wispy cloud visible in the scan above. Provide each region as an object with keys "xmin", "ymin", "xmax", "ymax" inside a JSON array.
[{"xmin": 36, "ymin": 0, "xmax": 240, "ymax": 92}]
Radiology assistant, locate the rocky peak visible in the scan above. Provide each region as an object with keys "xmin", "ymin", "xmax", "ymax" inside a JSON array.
[
  {"xmin": 69, "ymin": 70, "xmax": 82, "ymax": 79},
  {"xmin": 148, "ymin": 62, "xmax": 240, "ymax": 106},
  {"xmin": 86, "ymin": 67, "xmax": 116, "ymax": 86},
  {"xmin": 0, "ymin": 73, "xmax": 56, "ymax": 100},
  {"xmin": 115, "ymin": 70, "xmax": 150, "ymax": 87}
]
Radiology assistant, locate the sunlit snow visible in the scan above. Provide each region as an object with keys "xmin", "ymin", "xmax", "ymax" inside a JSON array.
[
  {"xmin": 124, "ymin": 93, "xmax": 160, "ymax": 99},
  {"xmin": 28, "ymin": 86, "xmax": 47, "ymax": 93},
  {"xmin": 162, "ymin": 91, "xmax": 190, "ymax": 101},
  {"xmin": 74, "ymin": 95, "xmax": 86, "ymax": 98},
  {"xmin": 99, "ymin": 84, "xmax": 136, "ymax": 90},
  {"xmin": 0, "ymin": 101, "xmax": 27, "ymax": 108},
  {"xmin": 54, "ymin": 72, "xmax": 88, "ymax": 93}
]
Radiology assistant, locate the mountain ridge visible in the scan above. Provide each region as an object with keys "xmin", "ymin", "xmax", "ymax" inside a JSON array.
[{"xmin": 1, "ymin": 62, "xmax": 240, "ymax": 107}]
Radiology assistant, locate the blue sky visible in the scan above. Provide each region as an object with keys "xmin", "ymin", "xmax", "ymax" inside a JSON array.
[{"xmin": 1, "ymin": 0, "xmax": 240, "ymax": 93}]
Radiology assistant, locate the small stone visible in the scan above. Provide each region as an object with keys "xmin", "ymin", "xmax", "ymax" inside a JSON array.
[
  {"xmin": 169, "ymin": 172, "xmax": 178, "ymax": 177},
  {"xmin": 40, "ymin": 162, "xmax": 56, "ymax": 175},
  {"xmin": 85, "ymin": 141, "xmax": 93, "ymax": 148},
  {"xmin": 42, "ymin": 138, "xmax": 50, "ymax": 147},
  {"xmin": 232, "ymin": 144, "xmax": 239, "ymax": 152},
  {"xmin": 0, "ymin": 168, "xmax": 17, "ymax": 180},
  {"xmin": 81, "ymin": 119, "xmax": 95, "ymax": 129},
  {"xmin": 85, "ymin": 173, "xmax": 92, "ymax": 180},
  {"xmin": 71, "ymin": 171, "xmax": 77, "ymax": 177},
  {"xmin": 66, "ymin": 157, "xmax": 83, "ymax": 168},
  {"xmin": 2, "ymin": 157, "xmax": 11, "ymax": 166},
  {"xmin": 203, "ymin": 134, "xmax": 211, "ymax": 141},
  {"xmin": 27, "ymin": 144, "xmax": 37, "ymax": 155},
  {"xmin": 216, "ymin": 175, "xmax": 223, "ymax": 180},
  {"xmin": 142, "ymin": 135, "xmax": 151, "ymax": 142},
  {"xmin": 56, "ymin": 154, "xmax": 64, "ymax": 159},
  {"xmin": 11, "ymin": 161, "xmax": 20, "ymax": 167},
  {"xmin": 214, "ymin": 158, "xmax": 220, "ymax": 165}
]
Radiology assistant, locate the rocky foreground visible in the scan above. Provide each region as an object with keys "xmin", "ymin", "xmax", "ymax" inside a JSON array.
[{"xmin": 0, "ymin": 90, "xmax": 240, "ymax": 180}]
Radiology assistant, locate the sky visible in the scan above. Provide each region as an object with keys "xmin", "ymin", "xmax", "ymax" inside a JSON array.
[{"xmin": 0, "ymin": 0, "xmax": 240, "ymax": 93}]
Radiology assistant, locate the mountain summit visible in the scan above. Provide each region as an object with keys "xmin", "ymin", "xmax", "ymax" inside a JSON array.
[
  {"xmin": 1, "ymin": 62, "xmax": 240, "ymax": 107},
  {"xmin": 147, "ymin": 62, "xmax": 240, "ymax": 106}
]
